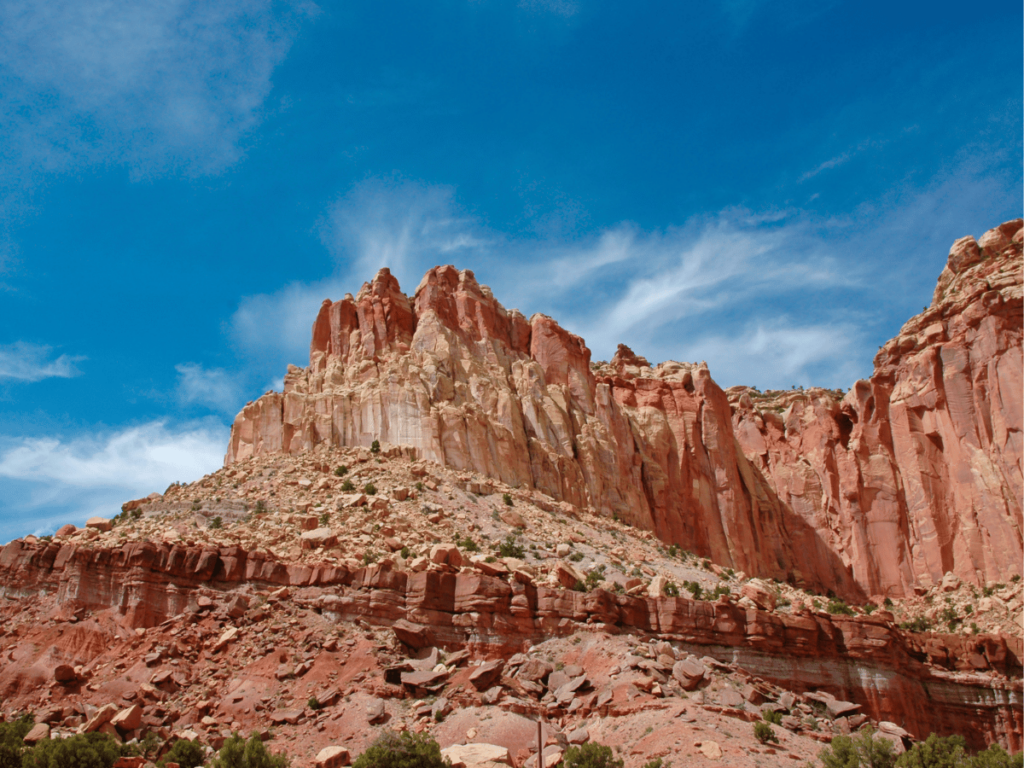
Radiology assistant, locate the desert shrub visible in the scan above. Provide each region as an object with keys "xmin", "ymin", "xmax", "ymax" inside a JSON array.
[
  {"xmin": 0, "ymin": 715, "xmax": 33, "ymax": 768},
  {"xmin": 965, "ymin": 744, "xmax": 1023, "ymax": 768},
  {"xmin": 763, "ymin": 709, "xmax": 783, "ymax": 725},
  {"xmin": 754, "ymin": 721, "xmax": 778, "ymax": 744},
  {"xmin": 318, "ymin": 511, "xmax": 330, "ymax": 526},
  {"xmin": 415, "ymin": 482, "xmax": 425, "ymax": 492},
  {"xmin": 214, "ymin": 732, "xmax": 289, "ymax": 768},
  {"xmin": 308, "ymin": 696, "xmax": 321, "ymax": 711},
  {"xmin": 334, "ymin": 465, "xmax": 348, "ymax": 477},
  {"xmin": 400, "ymin": 546, "xmax": 412, "ymax": 559},
  {"xmin": 663, "ymin": 581, "xmax": 680, "ymax": 597},
  {"xmin": 895, "ymin": 734, "xmax": 966, "ymax": 768},
  {"xmin": 370, "ymin": 440, "xmax": 381, "ymax": 454},
  {"xmin": 939, "ymin": 606, "xmax": 961, "ymax": 631},
  {"xmin": 642, "ymin": 759, "xmax": 669, "ymax": 768},
  {"xmin": 883, "ymin": 597, "xmax": 893, "ymax": 608},
  {"xmin": 22, "ymin": 732, "xmax": 121, "ymax": 768},
  {"xmin": 502, "ymin": 493, "xmax": 513, "ymax": 506},
  {"xmin": 683, "ymin": 581, "xmax": 704, "ymax": 600},
  {"xmin": 341, "ymin": 480, "xmax": 355, "ymax": 492},
  {"xmin": 352, "ymin": 731, "xmax": 450, "ymax": 768},
  {"xmin": 819, "ymin": 727, "xmax": 896, "ymax": 768},
  {"xmin": 667, "ymin": 544, "xmax": 678, "ymax": 558},
  {"xmin": 254, "ymin": 500, "xmax": 268, "ymax": 514},
  {"xmin": 863, "ymin": 603, "xmax": 878, "ymax": 615},
  {"xmin": 900, "ymin": 616, "xmax": 933, "ymax": 633},
  {"xmin": 569, "ymin": 551, "xmax": 584, "ymax": 562},
  {"xmin": 496, "ymin": 534, "xmax": 525, "ymax": 559},
  {"xmin": 455, "ymin": 535, "xmax": 480, "ymax": 552},
  {"xmin": 160, "ymin": 738, "xmax": 206, "ymax": 768},
  {"xmin": 827, "ymin": 599, "xmax": 855, "ymax": 616},
  {"xmin": 562, "ymin": 743, "xmax": 624, "ymax": 768},
  {"xmin": 364, "ymin": 483, "xmax": 377, "ymax": 495},
  {"xmin": 210, "ymin": 516, "xmax": 223, "ymax": 530}
]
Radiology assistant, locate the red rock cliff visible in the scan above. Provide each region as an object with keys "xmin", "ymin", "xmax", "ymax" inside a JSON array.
[{"xmin": 226, "ymin": 223, "xmax": 1023, "ymax": 599}]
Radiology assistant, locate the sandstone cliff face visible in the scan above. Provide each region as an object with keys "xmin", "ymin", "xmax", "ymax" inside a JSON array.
[
  {"xmin": 731, "ymin": 219, "xmax": 1023, "ymax": 597},
  {"xmin": 1, "ymin": 538, "xmax": 1020, "ymax": 750},
  {"xmin": 227, "ymin": 222, "xmax": 1023, "ymax": 599}
]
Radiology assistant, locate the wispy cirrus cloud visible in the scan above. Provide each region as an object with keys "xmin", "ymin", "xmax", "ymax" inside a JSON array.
[
  {"xmin": 0, "ymin": 342, "xmax": 85, "ymax": 382},
  {"xmin": 175, "ymin": 363, "xmax": 245, "ymax": 415},
  {"xmin": 230, "ymin": 145, "xmax": 1020, "ymax": 392},
  {"xmin": 0, "ymin": 0, "xmax": 318, "ymax": 181},
  {"xmin": 0, "ymin": 419, "xmax": 226, "ymax": 541}
]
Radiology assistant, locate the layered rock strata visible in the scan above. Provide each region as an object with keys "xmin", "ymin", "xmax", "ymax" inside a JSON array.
[
  {"xmin": 0, "ymin": 538, "xmax": 1020, "ymax": 750},
  {"xmin": 227, "ymin": 221, "xmax": 1023, "ymax": 599}
]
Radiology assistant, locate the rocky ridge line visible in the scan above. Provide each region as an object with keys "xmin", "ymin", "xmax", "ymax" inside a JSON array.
[{"xmin": 226, "ymin": 220, "xmax": 1024, "ymax": 601}]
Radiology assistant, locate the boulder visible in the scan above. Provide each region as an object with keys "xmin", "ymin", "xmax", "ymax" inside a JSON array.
[
  {"xmin": 672, "ymin": 659, "xmax": 706, "ymax": 690},
  {"xmin": 300, "ymin": 528, "xmax": 338, "ymax": 549},
  {"xmin": 82, "ymin": 703, "xmax": 119, "ymax": 733},
  {"xmin": 441, "ymin": 744, "xmax": 513, "ymax": 768},
  {"xmin": 110, "ymin": 704, "xmax": 143, "ymax": 732},
  {"xmin": 550, "ymin": 561, "xmax": 584, "ymax": 589},
  {"xmin": 23, "ymin": 723, "xmax": 49, "ymax": 744},
  {"xmin": 315, "ymin": 746, "xmax": 350, "ymax": 768},
  {"xmin": 54, "ymin": 664, "xmax": 77, "ymax": 683},
  {"xmin": 469, "ymin": 659, "xmax": 505, "ymax": 691},
  {"xmin": 86, "ymin": 517, "xmax": 112, "ymax": 532}
]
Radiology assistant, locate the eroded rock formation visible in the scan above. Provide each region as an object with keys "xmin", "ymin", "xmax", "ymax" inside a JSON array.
[
  {"xmin": 227, "ymin": 221, "xmax": 1023, "ymax": 599},
  {"xmin": 1, "ymin": 538, "xmax": 1020, "ymax": 750}
]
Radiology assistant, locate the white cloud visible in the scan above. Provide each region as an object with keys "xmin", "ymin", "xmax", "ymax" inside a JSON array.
[
  {"xmin": 175, "ymin": 363, "xmax": 244, "ymax": 414},
  {"xmin": 0, "ymin": 420, "xmax": 227, "ymax": 542},
  {"xmin": 316, "ymin": 176, "xmax": 494, "ymax": 290},
  {"xmin": 0, "ymin": 341, "xmax": 85, "ymax": 382},
  {"xmin": 0, "ymin": 0, "xmax": 316, "ymax": 180},
  {"xmin": 674, "ymin": 320, "xmax": 865, "ymax": 390},
  {"xmin": 232, "ymin": 276, "xmax": 347, "ymax": 361},
  {"xmin": 228, "ymin": 150, "xmax": 1020, "ymax": 393}
]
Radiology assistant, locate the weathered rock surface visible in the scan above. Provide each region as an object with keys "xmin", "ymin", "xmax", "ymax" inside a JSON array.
[
  {"xmin": 226, "ymin": 223, "xmax": 1023, "ymax": 599},
  {"xmin": 0, "ymin": 537, "xmax": 1019, "ymax": 749}
]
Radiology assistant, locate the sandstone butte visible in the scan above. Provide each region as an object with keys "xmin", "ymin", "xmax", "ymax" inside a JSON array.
[
  {"xmin": 0, "ymin": 221, "xmax": 1020, "ymax": 766},
  {"xmin": 227, "ymin": 219, "xmax": 1023, "ymax": 603}
]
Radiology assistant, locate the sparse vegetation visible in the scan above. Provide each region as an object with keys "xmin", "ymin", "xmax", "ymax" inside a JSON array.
[
  {"xmin": 352, "ymin": 731, "xmax": 449, "ymax": 768},
  {"xmin": 210, "ymin": 516, "xmax": 223, "ymax": 530},
  {"xmin": 827, "ymin": 599, "xmax": 855, "ymax": 616},
  {"xmin": 819, "ymin": 727, "xmax": 895, "ymax": 768},
  {"xmin": 562, "ymin": 742, "xmax": 624, "ymax": 768},
  {"xmin": 503, "ymin": 492, "xmax": 513, "ymax": 506},
  {"xmin": 318, "ymin": 511, "xmax": 330, "ymax": 526},
  {"xmin": 763, "ymin": 709, "xmax": 783, "ymax": 725},
  {"xmin": 160, "ymin": 738, "xmax": 207, "ymax": 768},
  {"xmin": 496, "ymin": 533, "xmax": 525, "ymax": 559},
  {"xmin": 663, "ymin": 581, "xmax": 680, "ymax": 597},
  {"xmin": 753, "ymin": 721, "xmax": 779, "ymax": 744},
  {"xmin": 334, "ymin": 465, "xmax": 348, "ymax": 477},
  {"xmin": 364, "ymin": 483, "xmax": 377, "ymax": 495},
  {"xmin": 455, "ymin": 534, "xmax": 480, "ymax": 552},
  {"xmin": 900, "ymin": 616, "xmax": 933, "ymax": 633},
  {"xmin": 341, "ymin": 479, "xmax": 355, "ymax": 492},
  {"xmin": 213, "ymin": 732, "xmax": 289, "ymax": 768},
  {"xmin": 370, "ymin": 440, "xmax": 381, "ymax": 454}
]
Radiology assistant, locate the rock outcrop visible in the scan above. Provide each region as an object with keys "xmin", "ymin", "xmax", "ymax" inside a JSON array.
[
  {"xmin": 1, "ymin": 538, "xmax": 1020, "ymax": 750},
  {"xmin": 226, "ymin": 222, "xmax": 1023, "ymax": 599}
]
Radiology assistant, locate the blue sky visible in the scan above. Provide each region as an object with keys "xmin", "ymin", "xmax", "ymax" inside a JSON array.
[{"xmin": 0, "ymin": 0, "xmax": 1020, "ymax": 541}]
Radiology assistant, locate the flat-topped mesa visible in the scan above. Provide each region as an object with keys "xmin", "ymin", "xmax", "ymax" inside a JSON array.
[{"xmin": 228, "ymin": 219, "xmax": 1023, "ymax": 599}]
